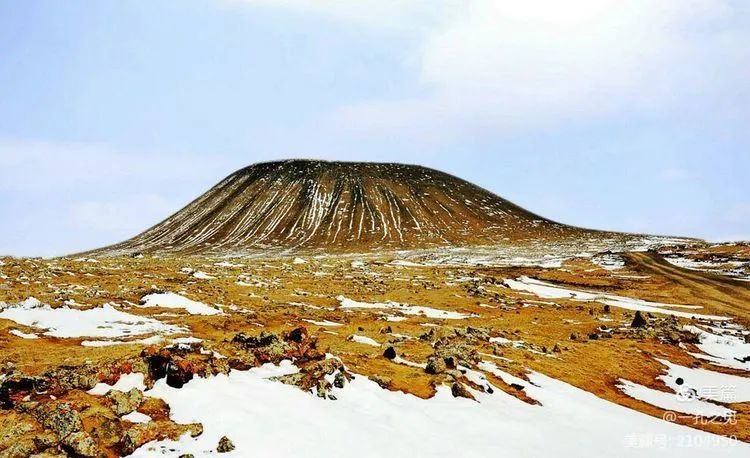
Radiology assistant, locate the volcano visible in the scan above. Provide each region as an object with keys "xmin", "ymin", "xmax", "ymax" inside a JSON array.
[{"xmin": 88, "ymin": 160, "xmax": 591, "ymax": 256}]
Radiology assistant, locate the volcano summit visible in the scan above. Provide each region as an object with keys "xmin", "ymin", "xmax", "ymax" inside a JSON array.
[{"xmin": 90, "ymin": 160, "xmax": 591, "ymax": 256}]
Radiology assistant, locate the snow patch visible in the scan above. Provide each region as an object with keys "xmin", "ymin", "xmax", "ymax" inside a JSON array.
[
  {"xmin": 682, "ymin": 325, "xmax": 750, "ymax": 371},
  {"xmin": 88, "ymin": 373, "xmax": 147, "ymax": 396},
  {"xmin": 302, "ymin": 319, "xmax": 343, "ymax": 327},
  {"xmin": 139, "ymin": 293, "xmax": 222, "ymax": 316},
  {"xmin": 122, "ymin": 411, "xmax": 152, "ymax": 424},
  {"xmin": 337, "ymin": 296, "xmax": 473, "ymax": 320},
  {"xmin": 348, "ymin": 335, "xmax": 380, "ymax": 347},
  {"xmin": 618, "ymin": 379, "xmax": 734, "ymax": 418},
  {"xmin": 9, "ymin": 329, "xmax": 39, "ymax": 339},
  {"xmin": 192, "ymin": 271, "xmax": 215, "ymax": 280},
  {"xmin": 81, "ymin": 335, "xmax": 164, "ymax": 347},
  {"xmin": 504, "ymin": 277, "xmax": 728, "ymax": 321},
  {"xmin": 0, "ymin": 300, "xmax": 181, "ymax": 338},
  {"xmin": 133, "ymin": 362, "xmax": 748, "ymax": 457},
  {"xmin": 657, "ymin": 358, "xmax": 750, "ymax": 403}
]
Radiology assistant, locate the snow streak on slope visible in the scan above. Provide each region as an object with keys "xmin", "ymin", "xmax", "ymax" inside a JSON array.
[{"xmin": 88, "ymin": 160, "xmax": 584, "ymax": 256}]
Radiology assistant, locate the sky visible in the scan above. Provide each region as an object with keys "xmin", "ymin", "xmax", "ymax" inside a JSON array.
[{"xmin": 1, "ymin": 0, "xmax": 749, "ymax": 257}]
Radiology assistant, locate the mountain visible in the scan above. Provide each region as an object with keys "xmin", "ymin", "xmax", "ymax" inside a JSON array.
[{"xmin": 87, "ymin": 160, "xmax": 592, "ymax": 256}]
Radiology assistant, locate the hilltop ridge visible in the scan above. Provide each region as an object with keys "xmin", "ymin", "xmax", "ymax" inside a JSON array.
[{"xmin": 88, "ymin": 160, "xmax": 594, "ymax": 256}]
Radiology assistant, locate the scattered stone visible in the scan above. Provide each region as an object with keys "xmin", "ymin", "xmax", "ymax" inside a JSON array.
[
  {"xmin": 87, "ymin": 413, "xmax": 124, "ymax": 448},
  {"xmin": 1, "ymin": 435, "xmax": 55, "ymax": 458},
  {"xmin": 141, "ymin": 347, "xmax": 172, "ymax": 381},
  {"xmin": 49, "ymin": 366, "xmax": 100, "ymax": 392},
  {"xmin": 0, "ymin": 412, "xmax": 57, "ymax": 457},
  {"xmin": 0, "ymin": 375, "xmax": 48, "ymax": 409},
  {"xmin": 315, "ymin": 378, "xmax": 331, "ymax": 399},
  {"xmin": 383, "ymin": 347, "xmax": 397, "ymax": 360},
  {"xmin": 62, "ymin": 431, "xmax": 99, "ymax": 457},
  {"xmin": 369, "ymin": 375, "xmax": 391, "ymax": 389},
  {"xmin": 464, "ymin": 327, "xmax": 491, "ymax": 341},
  {"xmin": 232, "ymin": 327, "xmax": 323, "ymax": 364},
  {"xmin": 217, "ymin": 436, "xmax": 235, "ymax": 453},
  {"xmin": 232, "ymin": 331, "xmax": 281, "ymax": 350},
  {"xmin": 631, "ymin": 311, "xmax": 648, "ymax": 328},
  {"xmin": 34, "ymin": 402, "xmax": 82, "ymax": 439},
  {"xmin": 273, "ymin": 359, "xmax": 351, "ymax": 401},
  {"xmin": 333, "ymin": 372, "xmax": 346, "ymax": 389},
  {"xmin": 451, "ymin": 382, "xmax": 475, "ymax": 400},
  {"xmin": 425, "ymin": 356, "xmax": 447, "ymax": 375},
  {"xmin": 166, "ymin": 358, "xmax": 194, "ymax": 389},
  {"xmin": 285, "ymin": 327, "xmax": 307, "ymax": 344},
  {"xmin": 106, "ymin": 388, "xmax": 144, "ymax": 416},
  {"xmin": 120, "ymin": 421, "xmax": 203, "ymax": 455}
]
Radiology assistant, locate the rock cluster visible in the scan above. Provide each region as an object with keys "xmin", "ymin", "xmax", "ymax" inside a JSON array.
[
  {"xmin": 273, "ymin": 358, "xmax": 352, "ymax": 400},
  {"xmin": 231, "ymin": 326, "xmax": 324, "ymax": 366}
]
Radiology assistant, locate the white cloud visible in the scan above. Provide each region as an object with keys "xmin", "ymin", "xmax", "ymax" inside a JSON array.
[{"xmin": 233, "ymin": 0, "xmax": 750, "ymax": 138}]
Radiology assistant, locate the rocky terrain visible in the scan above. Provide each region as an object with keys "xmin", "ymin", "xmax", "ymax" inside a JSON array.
[
  {"xmin": 1, "ymin": 161, "xmax": 749, "ymax": 457},
  {"xmin": 1, "ymin": 241, "xmax": 750, "ymax": 457}
]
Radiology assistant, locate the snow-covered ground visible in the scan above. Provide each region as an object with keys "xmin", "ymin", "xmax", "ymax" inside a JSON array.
[
  {"xmin": 139, "ymin": 292, "xmax": 222, "ymax": 316},
  {"xmin": 88, "ymin": 372, "xmax": 147, "ymax": 395},
  {"xmin": 592, "ymin": 253, "xmax": 626, "ymax": 270},
  {"xmin": 133, "ymin": 361, "xmax": 749, "ymax": 457},
  {"xmin": 664, "ymin": 256, "xmax": 750, "ymax": 280},
  {"xmin": 504, "ymin": 277, "xmax": 729, "ymax": 321},
  {"xmin": 337, "ymin": 296, "xmax": 474, "ymax": 320},
  {"xmin": 214, "ymin": 261, "xmax": 244, "ymax": 268},
  {"xmin": 333, "ymin": 236, "xmax": 691, "ymax": 270},
  {"xmin": 0, "ymin": 298, "xmax": 182, "ymax": 338},
  {"xmin": 657, "ymin": 359, "xmax": 750, "ymax": 402},
  {"xmin": 80, "ymin": 335, "xmax": 164, "ymax": 347},
  {"xmin": 122, "ymin": 411, "xmax": 152, "ymax": 424},
  {"xmin": 302, "ymin": 319, "xmax": 343, "ymax": 327},
  {"xmin": 618, "ymin": 356, "xmax": 750, "ymax": 420},
  {"xmin": 9, "ymin": 328, "xmax": 39, "ymax": 339},
  {"xmin": 192, "ymin": 271, "xmax": 216, "ymax": 280},
  {"xmin": 348, "ymin": 334, "xmax": 381, "ymax": 347},
  {"xmin": 683, "ymin": 325, "xmax": 750, "ymax": 371},
  {"xmin": 618, "ymin": 379, "xmax": 734, "ymax": 418}
]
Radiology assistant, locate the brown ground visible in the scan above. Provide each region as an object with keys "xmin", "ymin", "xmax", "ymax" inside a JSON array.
[{"xmin": 1, "ymin": 241, "xmax": 749, "ymax": 456}]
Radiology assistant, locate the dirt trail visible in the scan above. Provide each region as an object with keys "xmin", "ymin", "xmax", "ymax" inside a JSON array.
[{"xmin": 626, "ymin": 251, "xmax": 750, "ymax": 321}]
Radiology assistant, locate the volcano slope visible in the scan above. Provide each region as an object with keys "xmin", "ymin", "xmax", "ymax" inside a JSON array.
[
  {"xmin": 2, "ymin": 161, "xmax": 750, "ymax": 457},
  {"xmin": 87, "ymin": 160, "xmax": 594, "ymax": 256}
]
